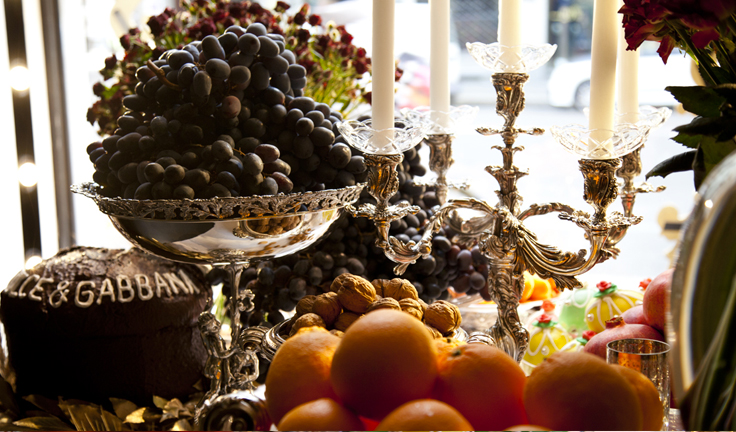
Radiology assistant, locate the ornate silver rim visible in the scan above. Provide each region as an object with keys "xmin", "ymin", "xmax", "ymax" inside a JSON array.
[{"xmin": 71, "ymin": 182, "xmax": 365, "ymax": 221}]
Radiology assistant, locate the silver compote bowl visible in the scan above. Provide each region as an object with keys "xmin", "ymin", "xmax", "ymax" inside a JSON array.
[{"xmin": 72, "ymin": 181, "xmax": 364, "ymax": 426}]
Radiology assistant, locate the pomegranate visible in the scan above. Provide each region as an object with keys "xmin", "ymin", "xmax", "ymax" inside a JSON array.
[
  {"xmin": 643, "ymin": 268, "xmax": 673, "ymax": 332},
  {"xmin": 583, "ymin": 317, "xmax": 665, "ymax": 359},
  {"xmin": 621, "ymin": 305, "xmax": 648, "ymax": 325}
]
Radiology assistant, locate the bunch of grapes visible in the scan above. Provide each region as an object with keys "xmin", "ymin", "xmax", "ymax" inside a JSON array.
[
  {"xmin": 216, "ymin": 141, "xmax": 492, "ymax": 328},
  {"xmin": 85, "ymin": 23, "xmax": 365, "ymax": 199}
]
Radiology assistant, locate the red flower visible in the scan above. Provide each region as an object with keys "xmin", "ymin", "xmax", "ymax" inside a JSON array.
[
  {"xmin": 308, "ymin": 14, "xmax": 322, "ymax": 26},
  {"xmin": 356, "ymin": 47, "xmax": 366, "ymax": 58},
  {"xmin": 537, "ymin": 313, "xmax": 552, "ymax": 324},
  {"xmin": 363, "ymin": 91, "xmax": 372, "ymax": 104},
  {"xmin": 596, "ymin": 281, "xmax": 612, "ymax": 291},
  {"xmin": 228, "ymin": 3, "xmax": 246, "ymax": 18},
  {"xmin": 691, "ymin": 28, "xmax": 720, "ymax": 49},
  {"xmin": 296, "ymin": 28, "xmax": 310, "ymax": 43},
  {"xmin": 395, "ymin": 65, "xmax": 404, "ymax": 82},
  {"xmin": 119, "ymin": 34, "xmax": 131, "ymax": 50},
  {"xmin": 146, "ymin": 13, "xmax": 168, "ymax": 37},
  {"xmin": 354, "ymin": 60, "xmax": 368, "ymax": 75},
  {"xmin": 657, "ymin": 34, "xmax": 678, "ymax": 63},
  {"xmin": 275, "ymin": 1, "xmax": 291, "ymax": 13},
  {"xmin": 104, "ymin": 55, "xmax": 117, "ymax": 70},
  {"xmin": 293, "ymin": 12, "xmax": 306, "ymax": 25},
  {"xmin": 340, "ymin": 32, "xmax": 354, "ymax": 44},
  {"xmin": 212, "ymin": 10, "xmax": 229, "ymax": 23}
]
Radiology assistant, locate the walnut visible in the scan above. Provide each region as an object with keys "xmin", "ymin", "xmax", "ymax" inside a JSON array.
[
  {"xmin": 382, "ymin": 278, "xmax": 419, "ymax": 301},
  {"xmin": 312, "ymin": 292, "xmax": 342, "ymax": 327},
  {"xmin": 333, "ymin": 311, "xmax": 361, "ymax": 332},
  {"xmin": 399, "ymin": 298, "xmax": 425, "ymax": 320},
  {"xmin": 424, "ymin": 324, "xmax": 443, "ymax": 339},
  {"xmin": 295, "ymin": 295, "xmax": 317, "ymax": 317},
  {"xmin": 333, "ymin": 273, "xmax": 376, "ymax": 314},
  {"xmin": 329, "ymin": 329, "xmax": 345, "ymax": 338},
  {"xmin": 288, "ymin": 313, "xmax": 326, "ymax": 337},
  {"xmin": 366, "ymin": 296, "xmax": 401, "ymax": 313},
  {"xmin": 424, "ymin": 300, "xmax": 462, "ymax": 336},
  {"xmin": 371, "ymin": 279, "xmax": 386, "ymax": 297}
]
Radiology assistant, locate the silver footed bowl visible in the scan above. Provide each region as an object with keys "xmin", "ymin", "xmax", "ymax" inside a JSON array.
[{"xmin": 72, "ymin": 182, "xmax": 364, "ymax": 264}]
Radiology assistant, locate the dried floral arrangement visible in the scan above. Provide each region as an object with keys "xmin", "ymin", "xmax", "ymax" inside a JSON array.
[{"xmin": 87, "ymin": 0, "xmax": 379, "ymax": 137}]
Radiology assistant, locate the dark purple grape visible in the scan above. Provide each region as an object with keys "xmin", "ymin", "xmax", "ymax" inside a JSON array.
[
  {"xmin": 257, "ymin": 36, "xmax": 279, "ymax": 57},
  {"xmin": 226, "ymin": 25, "xmax": 246, "ymax": 37},
  {"xmin": 270, "ymin": 73, "xmax": 291, "ymax": 94},
  {"xmin": 216, "ymin": 171, "xmax": 239, "ymax": 190},
  {"xmin": 254, "ymin": 144, "xmax": 279, "ymax": 164},
  {"xmin": 168, "ymin": 50, "xmax": 195, "ymax": 70},
  {"xmin": 237, "ymin": 137, "xmax": 260, "ymax": 153},
  {"xmin": 270, "ymin": 172, "xmax": 293, "ymax": 193},
  {"xmin": 259, "ymin": 176, "xmax": 278, "ymax": 195},
  {"xmin": 242, "ymin": 118, "xmax": 266, "ymax": 138},
  {"xmin": 192, "ymin": 71, "xmax": 212, "ymax": 98},
  {"xmin": 269, "ymin": 104, "xmax": 287, "ymax": 124},
  {"xmin": 241, "ymin": 153, "xmax": 264, "ymax": 177},
  {"xmin": 122, "ymin": 95, "xmax": 148, "ymax": 111},
  {"xmin": 135, "ymin": 66, "xmax": 155, "ymax": 83},
  {"xmin": 184, "ymin": 168, "xmax": 210, "ymax": 190},
  {"xmin": 117, "ymin": 132, "xmax": 141, "ymax": 153},
  {"xmin": 281, "ymin": 49, "xmax": 295, "ymax": 64},
  {"xmin": 218, "ymin": 157, "xmax": 243, "ymax": 177},
  {"xmin": 164, "ymin": 164, "xmax": 186, "ymax": 184},
  {"xmin": 257, "ymin": 266, "xmax": 275, "ymax": 286},
  {"xmin": 218, "ymin": 32, "xmax": 238, "ymax": 54},
  {"xmin": 291, "ymin": 77, "xmax": 307, "ymax": 90},
  {"xmin": 302, "ymin": 154, "xmax": 320, "ymax": 172},
  {"xmin": 288, "ymin": 278, "xmax": 307, "ymax": 301},
  {"xmin": 287, "ymin": 64, "xmax": 306, "ymax": 79},
  {"xmin": 246, "ymin": 22, "xmax": 267, "ymax": 36},
  {"xmin": 152, "ymin": 181, "xmax": 173, "ymax": 199},
  {"xmin": 211, "ymin": 140, "xmax": 234, "ymax": 161},
  {"xmin": 118, "ymin": 162, "xmax": 139, "ymax": 184},
  {"xmin": 432, "ymin": 236, "xmax": 453, "ymax": 252},
  {"xmin": 229, "ymin": 66, "xmax": 251, "ymax": 90},
  {"xmin": 173, "ymin": 184, "xmax": 195, "ymax": 199},
  {"xmin": 288, "ymin": 96, "xmax": 315, "ymax": 113},
  {"xmin": 117, "ymin": 115, "xmax": 140, "ymax": 132},
  {"xmin": 108, "ymin": 151, "xmax": 129, "ymax": 170},
  {"xmin": 88, "ymin": 148, "xmax": 106, "ymax": 163},
  {"xmin": 292, "ymin": 136, "xmax": 314, "ymax": 159},
  {"xmin": 250, "ymin": 64, "xmax": 269, "ymax": 90},
  {"xmin": 205, "ymin": 58, "xmax": 231, "ymax": 81},
  {"xmin": 457, "ymin": 249, "xmax": 473, "ymax": 271},
  {"xmin": 229, "ymin": 52, "xmax": 254, "ymax": 67},
  {"xmin": 285, "ymin": 108, "xmax": 304, "ymax": 130},
  {"xmin": 201, "ymin": 35, "xmax": 226, "ymax": 60},
  {"xmin": 469, "ymin": 272, "xmax": 486, "ymax": 290},
  {"xmin": 181, "ymin": 152, "xmax": 200, "ymax": 169},
  {"xmin": 305, "ymin": 110, "xmax": 325, "ymax": 125},
  {"xmin": 309, "ymin": 127, "xmax": 335, "ymax": 147},
  {"xmin": 102, "ymin": 135, "xmax": 120, "ymax": 152},
  {"xmin": 263, "ymin": 159, "xmax": 291, "ymax": 176},
  {"xmin": 335, "ymin": 170, "xmax": 355, "ymax": 187},
  {"xmin": 346, "ymin": 156, "xmax": 366, "ymax": 174},
  {"xmin": 221, "ymin": 95, "xmax": 241, "ymax": 119},
  {"xmin": 238, "ymin": 33, "xmax": 260, "ymax": 55},
  {"xmin": 263, "ymin": 55, "xmax": 289, "ymax": 75},
  {"xmin": 327, "ymin": 144, "xmax": 351, "ymax": 169},
  {"xmin": 134, "ymin": 182, "xmax": 153, "ymax": 199},
  {"xmin": 295, "ymin": 117, "xmax": 314, "ymax": 136},
  {"xmin": 261, "ymin": 86, "xmax": 285, "ymax": 106}
]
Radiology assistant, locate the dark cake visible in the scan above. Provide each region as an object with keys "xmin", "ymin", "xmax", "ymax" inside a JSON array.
[{"xmin": 0, "ymin": 246, "xmax": 211, "ymax": 405}]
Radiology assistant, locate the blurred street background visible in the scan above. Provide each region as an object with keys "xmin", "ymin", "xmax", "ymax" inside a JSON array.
[{"xmin": 0, "ymin": 0, "xmax": 698, "ymax": 289}]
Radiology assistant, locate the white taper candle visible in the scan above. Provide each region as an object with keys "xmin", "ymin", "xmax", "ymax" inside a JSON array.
[
  {"xmin": 617, "ymin": 0, "xmax": 639, "ymax": 124},
  {"xmin": 372, "ymin": 0, "xmax": 396, "ymax": 149},
  {"xmin": 588, "ymin": 0, "xmax": 618, "ymax": 155},
  {"xmin": 498, "ymin": 0, "xmax": 522, "ymax": 72},
  {"xmin": 430, "ymin": 0, "xmax": 450, "ymax": 129}
]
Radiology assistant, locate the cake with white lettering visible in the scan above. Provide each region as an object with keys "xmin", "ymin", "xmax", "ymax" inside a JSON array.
[{"xmin": 0, "ymin": 246, "xmax": 211, "ymax": 404}]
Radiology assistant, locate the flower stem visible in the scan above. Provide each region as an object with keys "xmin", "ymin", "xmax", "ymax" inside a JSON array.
[
  {"xmin": 670, "ymin": 23, "xmax": 719, "ymax": 85},
  {"xmin": 713, "ymin": 40, "xmax": 736, "ymax": 81}
]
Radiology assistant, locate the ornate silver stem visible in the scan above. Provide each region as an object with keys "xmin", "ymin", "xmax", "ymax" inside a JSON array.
[
  {"xmin": 424, "ymin": 134, "xmax": 455, "ymax": 205},
  {"xmin": 351, "ymin": 71, "xmax": 648, "ymax": 363}
]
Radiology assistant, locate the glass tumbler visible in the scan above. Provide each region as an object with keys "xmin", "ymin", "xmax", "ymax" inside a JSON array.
[{"xmin": 607, "ymin": 338, "xmax": 671, "ymax": 430}]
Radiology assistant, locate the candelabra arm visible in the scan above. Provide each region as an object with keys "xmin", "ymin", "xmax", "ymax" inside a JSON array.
[{"xmin": 518, "ymin": 202, "xmax": 576, "ymax": 221}]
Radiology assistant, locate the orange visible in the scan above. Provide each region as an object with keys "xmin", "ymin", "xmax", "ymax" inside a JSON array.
[
  {"xmin": 521, "ymin": 272, "xmax": 534, "ymax": 302},
  {"xmin": 528, "ymin": 277, "xmax": 554, "ymax": 301},
  {"xmin": 264, "ymin": 327, "xmax": 340, "ymax": 424},
  {"xmin": 276, "ymin": 398, "xmax": 363, "ymax": 431},
  {"xmin": 375, "ymin": 399, "xmax": 473, "ymax": 431},
  {"xmin": 612, "ymin": 364, "xmax": 664, "ymax": 431},
  {"xmin": 504, "ymin": 425, "xmax": 551, "ymax": 431},
  {"xmin": 523, "ymin": 351, "xmax": 643, "ymax": 430},
  {"xmin": 435, "ymin": 343, "xmax": 527, "ymax": 430},
  {"xmin": 330, "ymin": 309, "xmax": 438, "ymax": 420}
]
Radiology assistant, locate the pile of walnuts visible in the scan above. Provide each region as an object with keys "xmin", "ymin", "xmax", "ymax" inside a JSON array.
[{"xmin": 282, "ymin": 273, "xmax": 462, "ymax": 338}]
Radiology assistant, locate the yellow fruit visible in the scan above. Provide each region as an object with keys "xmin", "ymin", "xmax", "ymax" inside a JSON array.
[
  {"xmin": 585, "ymin": 282, "xmax": 643, "ymax": 333},
  {"xmin": 521, "ymin": 314, "xmax": 572, "ymax": 374}
]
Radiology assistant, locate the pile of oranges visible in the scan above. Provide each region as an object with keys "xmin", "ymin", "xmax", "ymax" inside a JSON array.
[{"xmin": 264, "ymin": 308, "xmax": 662, "ymax": 431}]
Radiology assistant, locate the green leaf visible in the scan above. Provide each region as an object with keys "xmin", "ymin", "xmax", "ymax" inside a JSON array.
[
  {"xmin": 673, "ymin": 116, "xmax": 735, "ymax": 137},
  {"xmin": 713, "ymin": 83, "xmax": 736, "ymax": 104},
  {"xmin": 665, "ymin": 86, "xmax": 725, "ymax": 117},
  {"xmin": 22, "ymin": 395, "xmax": 63, "ymax": 419},
  {"xmin": 673, "ymin": 132, "xmax": 704, "ymax": 148},
  {"xmin": 700, "ymin": 137, "xmax": 736, "ymax": 175},
  {"xmin": 646, "ymin": 150, "xmax": 697, "ymax": 179},
  {"xmin": 12, "ymin": 417, "xmax": 74, "ymax": 431}
]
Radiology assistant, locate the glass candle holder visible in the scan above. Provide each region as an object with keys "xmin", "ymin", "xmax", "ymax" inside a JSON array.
[{"xmin": 607, "ymin": 338, "xmax": 671, "ymax": 430}]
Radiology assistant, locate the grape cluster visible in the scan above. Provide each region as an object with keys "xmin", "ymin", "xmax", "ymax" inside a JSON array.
[
  {"xmin": 86, "ymin": 23, "xmax": 365, "ymax": 199},
  {"xmin": 215, "ymin": 141, "xmax": 490, "ymax": 328}
]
